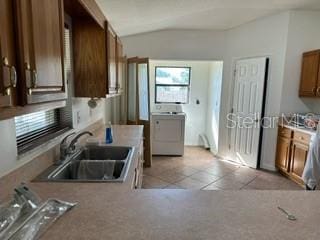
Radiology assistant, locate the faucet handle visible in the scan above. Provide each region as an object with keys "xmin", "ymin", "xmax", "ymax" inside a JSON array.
[{"xmin": 59, "ymin": 132, "xmax": 76, "ymax": 163}]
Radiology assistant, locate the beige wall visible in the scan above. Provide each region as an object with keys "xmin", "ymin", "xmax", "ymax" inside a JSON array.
[
  {"xmin": 220, "ymin": 12, "xmax": 290, "ymax": 170},
  {"xmin": 280, "ymin": 11, "xmax": 320, "ymax": 114},
  {"xmin": 123, "ymin": 11, "xmax": 320, "ymax": 170}
]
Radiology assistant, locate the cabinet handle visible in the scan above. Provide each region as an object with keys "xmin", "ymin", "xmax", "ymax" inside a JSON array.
[
  {"xmin": 2, "ymin": 57, "xmax": 17, "ymax": 96},
  {"xmin": 32, "ymin": 70, "xmax": 37, "ymax": 88},
  {"xmin": 26, "ymin": 64, "xmax": 37, "ymax": 95},
  {"xmin": 11, "ymin": 66, "xmax": 17, "ymax": 88}
]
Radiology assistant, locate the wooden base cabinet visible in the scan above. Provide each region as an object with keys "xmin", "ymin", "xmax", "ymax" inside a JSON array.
[
  {"xmin": 275, "ymin": 136, "xmax": 291, "ymax": 174},
  {"xmin": 290, "ymin": 140, "xmax": 309, "ymax": 185},
  {"xmin": 275, "ymin": 126, "xmax": 310, "ymax": 186}
]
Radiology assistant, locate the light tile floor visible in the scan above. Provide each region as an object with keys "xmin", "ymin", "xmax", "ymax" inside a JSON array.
[{"xmin": 142, "ymin": 147, "xmax": 303, "ymax": 190}]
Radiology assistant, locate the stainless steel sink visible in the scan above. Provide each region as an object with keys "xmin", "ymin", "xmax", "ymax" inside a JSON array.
[
  {"xmin": 34, "ymin": 145, "xmax": 133, "ymax": 182},
  {"xmin": 72, "ymin": 145, "xmax": 131, "ymax": 161}
]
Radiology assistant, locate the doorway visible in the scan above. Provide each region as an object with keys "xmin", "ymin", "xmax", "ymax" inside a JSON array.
[
  {"xmin": 127, "ymin": 57, "xmax": 152, "ymax": 167},
  {"xmin": 229, "ymin": 57, "xmax": 269, "ymax": 168}
]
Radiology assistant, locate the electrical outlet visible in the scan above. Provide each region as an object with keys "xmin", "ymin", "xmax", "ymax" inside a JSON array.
[{"xmin": 76, "ymin": 111, "xmax": 81, "ymax": 124}]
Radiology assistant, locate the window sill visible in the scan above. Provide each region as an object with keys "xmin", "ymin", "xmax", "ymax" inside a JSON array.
[
  {"xmin": 17, "ymin": 128, "xmax": 74, "ymax": 161},
  {"xmin": 17, "ymin": 127, "xmax": 72, "ymax": 155}
]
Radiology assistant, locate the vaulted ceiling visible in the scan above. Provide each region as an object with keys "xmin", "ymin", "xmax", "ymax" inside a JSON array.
[{"xmin": 96, "ymin": 0, "xmax": 320, "ymax": 37}]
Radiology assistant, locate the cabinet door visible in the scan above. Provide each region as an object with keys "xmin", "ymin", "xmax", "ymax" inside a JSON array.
[
  {"xmin": 116, "ymin": 37, "xmax": 124, "ymax": 93},
  {"xmin": 275, "ymin": 136, "xmax": 291, "ymax": 173},
  {"xmin": 0, "ymin": 0, "xmax": 17, "ymax": 107},
  {"xmin": 290, "ymin": 140, "xmax": 308, "ymax": 184},
  {"xmin": 107, "ymin": 28, "xmax": 117, "ymax": 94},
  {"xmin": 15, "ymin": 0, "xmax": 66, "ymax": 104},
  {"xmin": 299, "ymin": 50, "xmax": 320, "ymax": 97},
  {"xmin": 73, "ymin": 18, "xmax": 107, "ymax": 98}
]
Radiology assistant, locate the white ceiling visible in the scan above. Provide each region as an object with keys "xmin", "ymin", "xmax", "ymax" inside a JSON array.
[{"xmin": 96, "ymin": 0, "xmax": 320, "ymax": 37}]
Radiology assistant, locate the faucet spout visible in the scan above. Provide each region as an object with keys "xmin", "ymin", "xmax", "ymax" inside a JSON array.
[
  {"xmin": 68, "ymin": 131, "xmax": 93, "ymax": 153},
  {"xmin": 57, "ymin": 131, "xmax": 94, "ymax": 165}
]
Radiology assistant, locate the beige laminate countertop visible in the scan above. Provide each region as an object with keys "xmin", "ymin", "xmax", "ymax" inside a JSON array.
[
  {"xmin": 4, "ymin": 125, "xmax": 320, "ymax": 240},
  {"xmin": 27, "ymin": 186, "xmax": 320, "ymax": 240},
  {"xmin": 279, "ymin": 122, "xmax": 316, "ymax": 136}
]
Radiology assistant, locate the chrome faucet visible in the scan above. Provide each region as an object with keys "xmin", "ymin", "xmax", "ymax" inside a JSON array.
[
  {"xmin": 59, "ymin": 132, "xmax": 76, "ymax": 162},
  {"xmin": 68, "ymin": 131, "xmax": 93, "ymax": 153},
  {"xmin": 57, "ymin": 131, "xmax": 93, "ymax": 165}
]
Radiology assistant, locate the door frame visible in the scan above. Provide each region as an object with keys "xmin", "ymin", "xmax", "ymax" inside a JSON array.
[
  {"xmin": 126, "ymin": 57, "xmax": 152, "ymax": 167},
  {"xmin": 228, "ymin": 55, "xmax": 270, "ymax": 169},
  {"xmin": 136, "ymin": 57, "xmax": 151, "ymax": 125},
  {"xmin": 136, "ymin": 58, "xmax": 151, "ymax": 167},
  {"xmin": 127, "ymin": 57, "xmax": 139, "ymax": 125}
]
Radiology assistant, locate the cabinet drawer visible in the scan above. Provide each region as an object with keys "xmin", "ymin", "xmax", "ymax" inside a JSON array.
[
  {"xmin": 293, "ymin": 131, "xmax": 311, "ymax": 144},
  {"xmin": 278, "ymin": 127, "xmax": 292, "ymax": 138}
]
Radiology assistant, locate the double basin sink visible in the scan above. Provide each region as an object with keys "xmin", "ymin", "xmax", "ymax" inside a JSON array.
[{"xmin": 35, "ymin": 145, "xmax": 133, "ymax": 182}]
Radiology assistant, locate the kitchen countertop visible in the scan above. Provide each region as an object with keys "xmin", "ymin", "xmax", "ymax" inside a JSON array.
[
  {"xmin": 279, "ymin": 122, "xmax": 316, "ymax": 135},
  {"xmin": 27, "ymin": 186, "xmax": 320, "ymax": 240},
  {"xmin": 3, "ymin": 125, "xmax": 320, "ymax": 239}
]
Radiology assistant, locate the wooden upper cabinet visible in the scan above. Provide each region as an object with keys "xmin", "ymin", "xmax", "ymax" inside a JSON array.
[
  {"xmin": 0, "ymin": 0, "xmax": 17, "ymax": 108},
  {"xmin": 65, "ymin": 1, "xmax": 124, "ymax": 98},
  {"xmin": 73, "ymin": 17, "xmax": 107, "ymax": 98},
  {"xmin": 299, "ymin": 50, "xmax": 320, "ymax": 97},
  {"xmin": 116, "ymin": 37, "xmax": 124, "ymax": 93},
  {"xmin": 64, "ymin": 0, "xmax": 105, "ymax": 28},
  {"xmin": 15, "ymin": 0, "xmax": 66, "ymax": 105},
  {"xmin": 107, "ymin": 27, "xmax": 117, "ymax": 94}
]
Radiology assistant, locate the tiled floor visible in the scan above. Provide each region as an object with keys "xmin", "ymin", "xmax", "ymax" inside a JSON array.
[{"xmin": 142, "ymin": 147, "xmax": 303, "ymax": 190}]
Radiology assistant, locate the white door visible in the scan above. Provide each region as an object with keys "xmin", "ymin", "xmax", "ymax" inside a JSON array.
[{"xmin": 229, "ymin": 57, "xmax": 268, "ymax": 168}]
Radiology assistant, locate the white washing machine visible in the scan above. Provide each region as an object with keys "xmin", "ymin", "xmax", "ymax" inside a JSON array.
[{"xmin": 151, "ymin": 112, "xmax": 186, "ymax": 156}]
